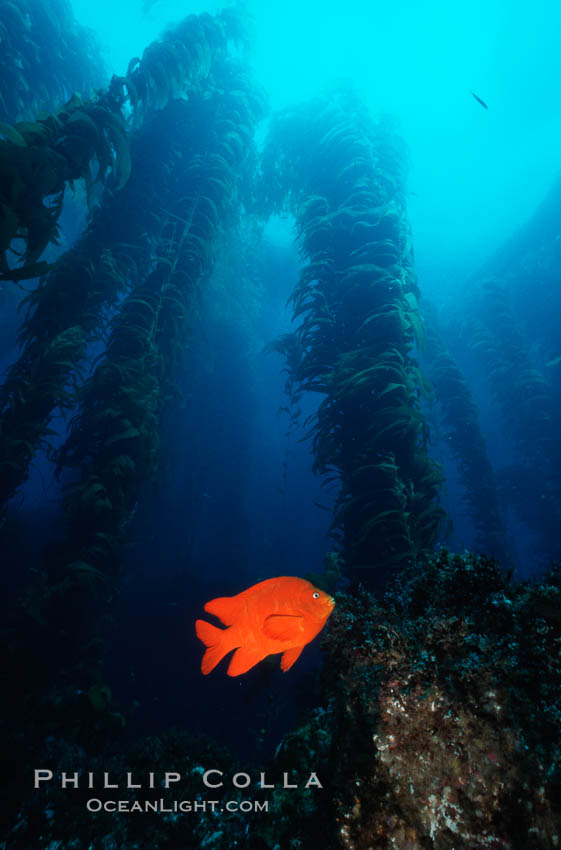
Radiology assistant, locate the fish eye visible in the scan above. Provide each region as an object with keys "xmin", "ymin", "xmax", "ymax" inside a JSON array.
[{"xmin": 313, "ymin": 592, "xmax": 320, "ymax": 599}]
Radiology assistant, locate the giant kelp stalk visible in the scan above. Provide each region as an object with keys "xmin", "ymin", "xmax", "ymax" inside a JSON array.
[
  {"xmin": 462, "ymin": 279, "xmax": 561, "ymax": 555},
  {"xmin": 0, "ymin": 0, "xmax": 106, "ymax": 123},
  {"xmin": 5, "ymin": 59, "xmax": 264, "ymax": 736},
  {"xmin": 261, "ymin": 89, "xmax": 445, "ymax": 580},
  {"xmin": 466, "ymin": 280, "xmax": 559, "ymax": 469},
  {"xmin": 266, "ymin": 332, "xmax": 303, "ymax": 500},
  {"xmin": 423, "ymin": 306, "xmax": 509, "ymax": 564},
  {"xmin": 52, "ymin": 70, "xmax": 264, "ymax": 591},
  {"xmin": 0, "ymin": 11, "xmax": 241, "ymax": 518},
  {"xmin": 468, "ymin": 173, "xmax": 561, "ymax": 396}
]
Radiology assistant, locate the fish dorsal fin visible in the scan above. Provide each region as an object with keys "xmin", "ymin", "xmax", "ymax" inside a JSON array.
[
  {"xmin": 280, "ymin": 646, "xmax": 303, "ymax": 671},
  {"xmin": 263, "ymin": 614, "xmax": 304, "ymax": 641},
  {"xmin": 204, "ymin": 595, "xmax": 245, "ymax": 626}
]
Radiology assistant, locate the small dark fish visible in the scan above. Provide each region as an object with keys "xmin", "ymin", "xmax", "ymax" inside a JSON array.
[{"xmin": 471, "ymin": 91, "xmax": 488, "ymax": 110}]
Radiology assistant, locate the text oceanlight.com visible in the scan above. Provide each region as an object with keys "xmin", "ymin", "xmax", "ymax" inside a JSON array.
[{"xmin": 85, "ymin": 799, "xmax": 268, "ymax": 814}]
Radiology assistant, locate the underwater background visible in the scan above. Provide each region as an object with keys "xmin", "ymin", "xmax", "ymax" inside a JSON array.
[{"xmin": 1, "ymin": 0, "xmax": 561, "ymax": 847}]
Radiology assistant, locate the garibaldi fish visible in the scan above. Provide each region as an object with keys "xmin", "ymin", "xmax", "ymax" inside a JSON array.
[{"xmin": 196, "ymin": 576, "xmax": 335, "ymax": 676}]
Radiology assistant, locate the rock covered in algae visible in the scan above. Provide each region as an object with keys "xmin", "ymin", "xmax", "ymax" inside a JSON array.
[{"xmin": 249, "ymin": 550, "xmax": 561, "ymax": 849}]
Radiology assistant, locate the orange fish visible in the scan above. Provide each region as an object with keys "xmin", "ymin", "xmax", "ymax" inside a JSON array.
[{"xmin": 195, "ymin": 576, "xmax": 335, "ymax": 676}]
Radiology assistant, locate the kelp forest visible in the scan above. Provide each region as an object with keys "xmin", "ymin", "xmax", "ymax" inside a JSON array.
[{"xmin": 2, "ymin": 2, "xmax": 561, "ymax": 848}]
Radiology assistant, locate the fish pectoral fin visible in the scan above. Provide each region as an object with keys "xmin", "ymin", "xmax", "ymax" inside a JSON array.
[
  {"xmin": 227, "ymin": 646, "xmax": 264, "ymax": 677},
  {"xmin": 280, "ymin": 646, "xmax": 303, "ymax": 672},
  {"xmin": 263, "ymin": 614, "xmax": 305, "ymax": 641},
  {"xmin": 204, "ymin": 595, "xmax": 244, "ymax": 626}
]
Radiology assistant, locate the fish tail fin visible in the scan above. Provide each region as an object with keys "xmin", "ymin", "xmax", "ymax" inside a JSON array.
[{"xmin": 195, "ymin": 619, "xmax": 230, "ymax": 675}]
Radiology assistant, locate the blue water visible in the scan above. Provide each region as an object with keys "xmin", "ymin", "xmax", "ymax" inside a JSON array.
[{"xmin": 70, "ymin": 0, "xmax": 561, "ymax": 300}]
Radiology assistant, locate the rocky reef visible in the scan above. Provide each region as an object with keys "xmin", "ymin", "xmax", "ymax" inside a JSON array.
[{"xmin": 254, "ymin": 550, "xmax": 561, "ymax": 849}]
